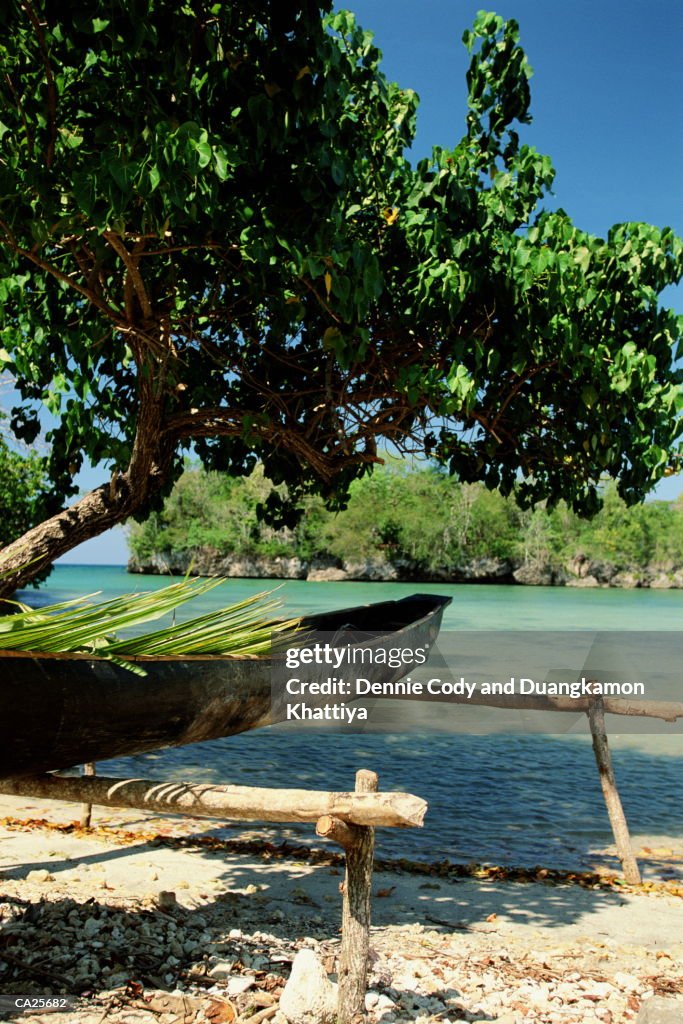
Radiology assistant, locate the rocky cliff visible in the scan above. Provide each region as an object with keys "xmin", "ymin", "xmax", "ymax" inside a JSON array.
[{"xmin": 127, "ymin": 549, "xmax": 683, "ymax": 587}]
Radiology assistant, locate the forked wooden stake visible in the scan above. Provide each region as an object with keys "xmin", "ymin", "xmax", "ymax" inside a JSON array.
[
  {"xmin": 79, "ymin": 762, "xmax": 96, "ymax": 829},
  {"xmin": 587, "ymin": 695, "xmax": 641, "ymax": 885}
]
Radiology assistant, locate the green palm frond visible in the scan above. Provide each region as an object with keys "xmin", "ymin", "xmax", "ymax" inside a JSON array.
[{"xmin": 0, "ymin": 577, "xmax": 300, "ymax": 673}]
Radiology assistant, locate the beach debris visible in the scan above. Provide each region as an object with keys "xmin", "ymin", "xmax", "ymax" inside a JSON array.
[
  {"xmin": 0, "ymin": 880, "xmax": 681, "ymax": 1024},
  {"xmin": 5, "ymin": 814, "xmax": 682, "ymax": 897},
  {"xmin": 208, "ymin": 960, "xmax": 235, "ymax": 982},
  {"xmin": 279, "ymin": 949, "xmax": 337, "ymax": 1024},
  {"xmin": 205, "ymin": 995, "xmax": 238, "ymax": 1022},
  {"xmin": 226, "ymin": 975, "xmax": 255, "ymax": 996},
  {"xmin": 1, "ymin": 811, "xmax": 682, "ymax": 1024}
]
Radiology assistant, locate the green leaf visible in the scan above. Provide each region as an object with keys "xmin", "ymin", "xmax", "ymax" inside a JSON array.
[
  {"xmin": 581, "ymin": 384, "xmax": 598, "ymax": 408},
  {"xmin": 214, "ymin": 148, "xmax": 230, "ymax": 180},
  {"xmin": 0, "ymin": 578, "xmax": 300, "ymax": 664},
  {"xmin": 331, "ymin": 158, "xmax": 345, "ymax": 185},
  {"xmin": 574, "ymin": 246, "xmax": 591, "ymax": 274},
  {"xmin": 322, "ymin": 326, "xmax": 343, "ymax": 351},
  {"xmin": 195, "ymin": 139, "xmax": 212, "ymax": 168}
]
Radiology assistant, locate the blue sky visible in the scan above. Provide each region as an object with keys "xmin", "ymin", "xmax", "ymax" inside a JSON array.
[
  {"xmin": 46, "ymin": 2, "xmax": 683, "ymax": 562},
  {"xmin": 351, "ymin": 0, "xmax": 682, "ymax": 240}
]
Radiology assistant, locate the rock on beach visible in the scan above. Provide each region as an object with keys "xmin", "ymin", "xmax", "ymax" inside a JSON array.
[{"xmin": 279, "ymin": 949, "xmax": 337, "ymax": 1024}]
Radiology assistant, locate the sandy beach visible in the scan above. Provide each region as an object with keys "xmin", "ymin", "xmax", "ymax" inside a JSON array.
[{"xmin": 0, "ymin": 792, "xmax": 681, "ymax": 1024}]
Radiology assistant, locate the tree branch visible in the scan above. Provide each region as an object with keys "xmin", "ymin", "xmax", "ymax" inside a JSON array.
[
  {"xmin": 3, "ymin": 71, "xmax": 33, "ymax": 155},
  {"xmin": 0, "ymin": 221, "xmax": 121, "ymax": 321},
  {"xmin": 103, "ymin": 232, "xmax": 154, "ymax": 321},
  {"xmin": 20, "ymin": 0, "xmax": 57, "ymax": 167}
]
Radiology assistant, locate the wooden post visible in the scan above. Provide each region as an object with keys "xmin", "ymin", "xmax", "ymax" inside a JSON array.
[
  {"xmin": 79, "ymin": 762, "xmax": 96, "ymax": 829},
  {"xmin": 587, "ymin": 695, "xmax": 641, "ymax": 884},
  {"xmin": 337, "ymin": 769, "xmax": 377, "ymax": 1024}
]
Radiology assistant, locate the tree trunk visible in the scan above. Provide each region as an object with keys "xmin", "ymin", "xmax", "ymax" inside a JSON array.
[
  {"xmin": 0, "ymin": 479, "xmax": 143, "ymax": 597},
  {"xmin": 0, "ymin": 374, "xmax": 171, "ymax": 597}
]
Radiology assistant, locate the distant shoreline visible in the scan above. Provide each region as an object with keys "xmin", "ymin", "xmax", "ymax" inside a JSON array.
[{"xmin": 125, "ymin": 551, "xmax": 683, "ymax": 589}]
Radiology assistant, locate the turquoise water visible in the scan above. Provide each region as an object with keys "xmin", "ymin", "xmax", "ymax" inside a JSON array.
[
  {"xmin": 28, "ymin": 563, "xmax": 683, "ymax": 631},
  {"xmin": 19, "ymin": 565, "xmax": 683, "ymax": 872}
]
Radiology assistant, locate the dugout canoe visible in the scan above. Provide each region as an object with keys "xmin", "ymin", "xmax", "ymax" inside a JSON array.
[{"xmin": 0, "ymin": 593, "xmax": 450, "ymax": 779}]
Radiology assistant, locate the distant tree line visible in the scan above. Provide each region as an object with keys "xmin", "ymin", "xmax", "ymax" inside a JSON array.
[
  {"xmin": 0, "ymin": 426, "xmax": 47, "ymax": 549},
  {"xmin": 128, "ymin": 463, "xmax": 683, "ymax": 573}
]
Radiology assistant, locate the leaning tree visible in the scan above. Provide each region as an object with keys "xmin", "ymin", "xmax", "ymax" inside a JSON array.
[{"xmin": 0, "ymin": 2, "xmax": 681, "ymax": 595}]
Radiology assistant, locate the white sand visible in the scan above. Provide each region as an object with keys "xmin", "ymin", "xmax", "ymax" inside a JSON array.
[{"xmin": 0, "ymin": 792, "xmax": 681, "ymax": 1023}]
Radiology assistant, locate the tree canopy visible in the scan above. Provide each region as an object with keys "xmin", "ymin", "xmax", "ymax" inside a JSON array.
[{"xmin": 0, "ymin": 1, "xmax": 681, "ymax": 594}]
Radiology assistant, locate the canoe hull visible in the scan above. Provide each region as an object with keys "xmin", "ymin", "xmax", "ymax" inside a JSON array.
[{"xmin": 0, "ymin": 594, "xmax": 450, "ymax": 779}]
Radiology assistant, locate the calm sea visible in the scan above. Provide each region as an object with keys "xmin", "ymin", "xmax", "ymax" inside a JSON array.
[{"xmin": 19, "ymin": 564, "xmax": 683, "ymax": 873}]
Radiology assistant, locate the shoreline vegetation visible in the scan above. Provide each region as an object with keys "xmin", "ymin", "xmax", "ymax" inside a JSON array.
[{"xmin": 128, "ymin": 464, "xmax": 683, "ymax": 588}]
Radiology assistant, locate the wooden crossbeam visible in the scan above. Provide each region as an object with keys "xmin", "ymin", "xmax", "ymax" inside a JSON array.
[{"xmin": 0, "ymin": 773, "xmax": 426, "ymax": 829}]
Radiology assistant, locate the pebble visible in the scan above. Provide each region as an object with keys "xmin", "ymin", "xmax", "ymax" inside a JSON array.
[
  {"xmin": 579, "ymin": 979, "xmax": 614, "ymax": 997},
  {"xmin": 208, "ymin": 960, "xmax": 234, "ymax": 980},
  {"xmin": 82, "ymin": 917, "xmax": 101, "ymax": 938},
  {"xmin": 26, "ymin": 869, "xmax": 53, "ymax": 883},
  {"xmin": 156, "ymin": 890, "xmax": 177, "ymax": 909},
  {"xmin": 227, "ymin": 976, "xmax": 256, "ymax": 997},
  {"xmin": 614, "ymin": 971, "xmax": 642, "ymax": 990}
]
